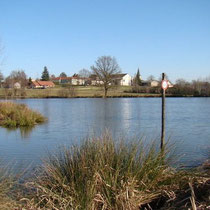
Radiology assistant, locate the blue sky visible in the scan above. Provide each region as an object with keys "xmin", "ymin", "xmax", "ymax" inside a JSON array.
[{"xmin": 0, "ymin": 0, "xmax": 210, "ymax": 82}]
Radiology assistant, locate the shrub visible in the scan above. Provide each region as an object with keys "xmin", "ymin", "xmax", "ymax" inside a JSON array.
[
  {"xmin": 20, "ymin": 88, "xmax": 27, "ymax": 98},
  {"xmin": 57, "ymin": 86, "xmax": 76, "ymax": 98},
  {"xmin": 124, "ymin": 86, "xmax": 161, "ymax": 94}
]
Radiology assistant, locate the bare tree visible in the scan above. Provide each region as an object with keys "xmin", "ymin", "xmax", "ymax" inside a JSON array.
[
  {"xmin": 50, "ymin": 74, "xmax": 56, "ymax": 80},
  {"xmin": 147, "ymin": 75, "xmax": 156, "ymax": 81},
  {"xmin": 5, "ymin": 70, "xmax": 27, "ymax": 88},
  {"xmin": 205, "ymin": 76, "xmax": 210, "ymax": 83},
  {"xmin": 176, "ymin": 78, "xmax": 189, "ymax": 86},
  {"xmin": 78, "ymin": 68, "xmax": 91, "ymax": 78},
  {"xmin": 192, "ymin": 79, "xmax": 202, "ymax": 95},
  {"xmin": 91, "ymin": 56, "xmax": 121, "ymax": 98}
]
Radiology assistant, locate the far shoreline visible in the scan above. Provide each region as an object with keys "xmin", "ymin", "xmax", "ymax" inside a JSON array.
[
  {"xmin": 1, "ymin": 86, "xmax": 210, "ymax": 99},
  {"xmin": 1, "ymin": 94, "xmax": 210, "ymax": 99}
]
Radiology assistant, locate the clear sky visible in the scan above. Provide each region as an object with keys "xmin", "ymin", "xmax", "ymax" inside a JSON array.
[{"xmin": 0, "ymin": 0, "xmax": 210, "ymax": 82}]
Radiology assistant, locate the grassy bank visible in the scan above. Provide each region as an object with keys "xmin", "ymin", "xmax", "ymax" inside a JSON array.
[
  {"xmin": 0, "ymin": 133, "xmax": 209, "ymax": 209},
  {"xmin": 1, "ymin": 86, "xmax": 209, "ymax": 99},
  {"xmin": 0, "ymin": 102, "xmax": 46, "ymax": 128},
  {"xmin": 0, "ymin": 86, "xmax": 160, "ymax": 98}
]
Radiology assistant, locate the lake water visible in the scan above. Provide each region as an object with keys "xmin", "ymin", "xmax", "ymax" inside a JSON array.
[{"xmin": 0, "ymin": 98, "xmax": 210, "ymax": 169}]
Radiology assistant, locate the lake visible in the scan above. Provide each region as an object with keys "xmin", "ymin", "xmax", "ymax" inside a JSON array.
[{"xmin": 0, "ymin": 98, "xmax": 210, "ymax": 169}]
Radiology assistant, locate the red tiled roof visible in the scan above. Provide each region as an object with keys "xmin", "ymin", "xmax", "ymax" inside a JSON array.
[
  {"xmin": 32, "ymin": 81, "xmax": 41, "ymax": 86},
  {"xmin": 37, "ymin": 81, "xmax": 55, "ymax": 86},
  {"xmin": 32, "ymin": 80, "xmax": 55, "ymax": 87}
]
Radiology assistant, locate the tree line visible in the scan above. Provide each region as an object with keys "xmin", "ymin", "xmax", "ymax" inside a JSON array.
[
  {"xmin": 1, "ymin": 54, "xmax": 210, "ymax": 97},
  {"xmin": 128, "ymin": 77, "xmax": 210, "ymax": 97}
]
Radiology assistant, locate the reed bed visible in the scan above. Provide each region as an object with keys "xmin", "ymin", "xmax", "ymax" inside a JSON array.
[
  {"xmin": 20, "ymin": 132, "xmax": 209, "ymax": 209},
  {"xmin": 0, "ymin": 101, "xmax": 46, "ymax": 128}
]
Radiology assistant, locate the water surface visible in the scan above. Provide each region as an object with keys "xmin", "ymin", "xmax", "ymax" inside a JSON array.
[{"xmin": 0, "ymin": 98, "xmax": 209, "ymax": 168}]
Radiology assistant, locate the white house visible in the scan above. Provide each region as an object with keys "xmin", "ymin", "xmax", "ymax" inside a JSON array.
[
  {"xmin": 150, "ymin": 80, "xmax": 159, "ymax": 87},
  {"xmin": 120, "ymin": 74, "xmax": 132, "ymax": 86},
  {"xmin": 14, "ymin": 82, "xmax": 21, "ymax": 89},
  {"xmin": 141, "ymin": 80, "xmax": 159, "ymax": 87},
  {"xmin": 89, "ymin": 75, "xmax": 104, "ymax": 85},
  {"xmin": 111, "ymin": 74, "xmax": 132, "ymax": 86},
  {"xmin": 71, "ymin": 77, "xmax": 86, "ymax": 85},
  {"xmin": 89, "ymin": 73, "xmax": 132, "ymax": 86}
]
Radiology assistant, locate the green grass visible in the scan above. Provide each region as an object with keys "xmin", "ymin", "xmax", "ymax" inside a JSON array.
[
  {"xmin": 0, "ymin": 86, "xmax": 160, "ymax": 98},
  {"xmin": 0, "ymin": 102, "xmax": 46, "ymax": 128}
]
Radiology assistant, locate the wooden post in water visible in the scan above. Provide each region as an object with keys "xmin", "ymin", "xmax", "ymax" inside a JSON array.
[{"xmin": 161, "ymin": 73, "xmax": 166, "ymax": 150}]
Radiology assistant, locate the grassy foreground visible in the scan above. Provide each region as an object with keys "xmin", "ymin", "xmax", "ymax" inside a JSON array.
[
  {"xmin": 0, "ymin": 102, "xmax": 46, "ymax": 128},
  {"xmin": 0, "ymin": 133, "xmax": 207, "ymax": 209}
]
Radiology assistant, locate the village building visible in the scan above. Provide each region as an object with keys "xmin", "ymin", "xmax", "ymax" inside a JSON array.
[
  {"xmin": 111, "ymin": 73, "xmax": 132, "ymax": 86},
  {"xmin": 141, "ymin": 80, "xmax": 159, "ymax": 87},
  {"xmin": 31, "ymin": 80, "xmax": 55, "ymax": 89},
  {"xmin": 71, "ymin": 77, "xmax": 86, "ymax": 85},
  {"xmin": 89, "ymin": 75, "xmax": 104, "ymax": 85},
  {"xmin": 13, "ymin": 82, "xmax": 21, "ymax": 89},
  {"xmin": 90, "ymin": 73, "xmax": 132, "ymax": 86},
  {"xmin": 168, "ymin": 80, "xmax": 174, "ymax": 88},
  {"xmin": 51, "ymin": 73, "xmax": 133, "ymax": 86},
  {"xmin": 52, "ymin": 76, "xmax": 88, "ymax": 86},
  {"xmin": 51, "ymin": 77, "xmax": 72, "ymax": 84}
]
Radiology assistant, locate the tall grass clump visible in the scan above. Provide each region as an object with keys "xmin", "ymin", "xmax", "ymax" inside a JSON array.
[
  {"xmin": 23, "ymin": 132, "xmax": 199, "ymax": 209},
  {"xmin": 0, "ymin": 102, "xmax": 46, "ymax": 128}
]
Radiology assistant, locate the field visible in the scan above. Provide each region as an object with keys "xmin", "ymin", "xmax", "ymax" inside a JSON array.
[{"xmin": 0, "ymin": 86, "xmax": 160, "ymax": 98}]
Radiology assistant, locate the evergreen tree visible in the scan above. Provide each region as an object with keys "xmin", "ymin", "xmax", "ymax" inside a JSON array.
[
  {"xmin": 28, "ymin": 77, "xmax": 32, "ymax": 86},
  {"xmin": 41, "ymin": 66, "xmax": 50, "ymax": 81},
  {"xmin": 134, "ymin": 68, "xmax": 141, "ymax": 86}
]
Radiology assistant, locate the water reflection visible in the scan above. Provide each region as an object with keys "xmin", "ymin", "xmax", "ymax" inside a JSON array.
[
  {"xmin": 89, "ymin": 99, "xmax": 132, "ymax": 137},
  {"xmin": 4, "ymin": 126, "xmax": 34, "ymax": 139},
  {"xmin": 120, "ymin": 98, "xmax": 132, "ymax": 131},
  {"xmin": 19, "ymin": 127, "xmax": 34, "ymax": 139}
]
